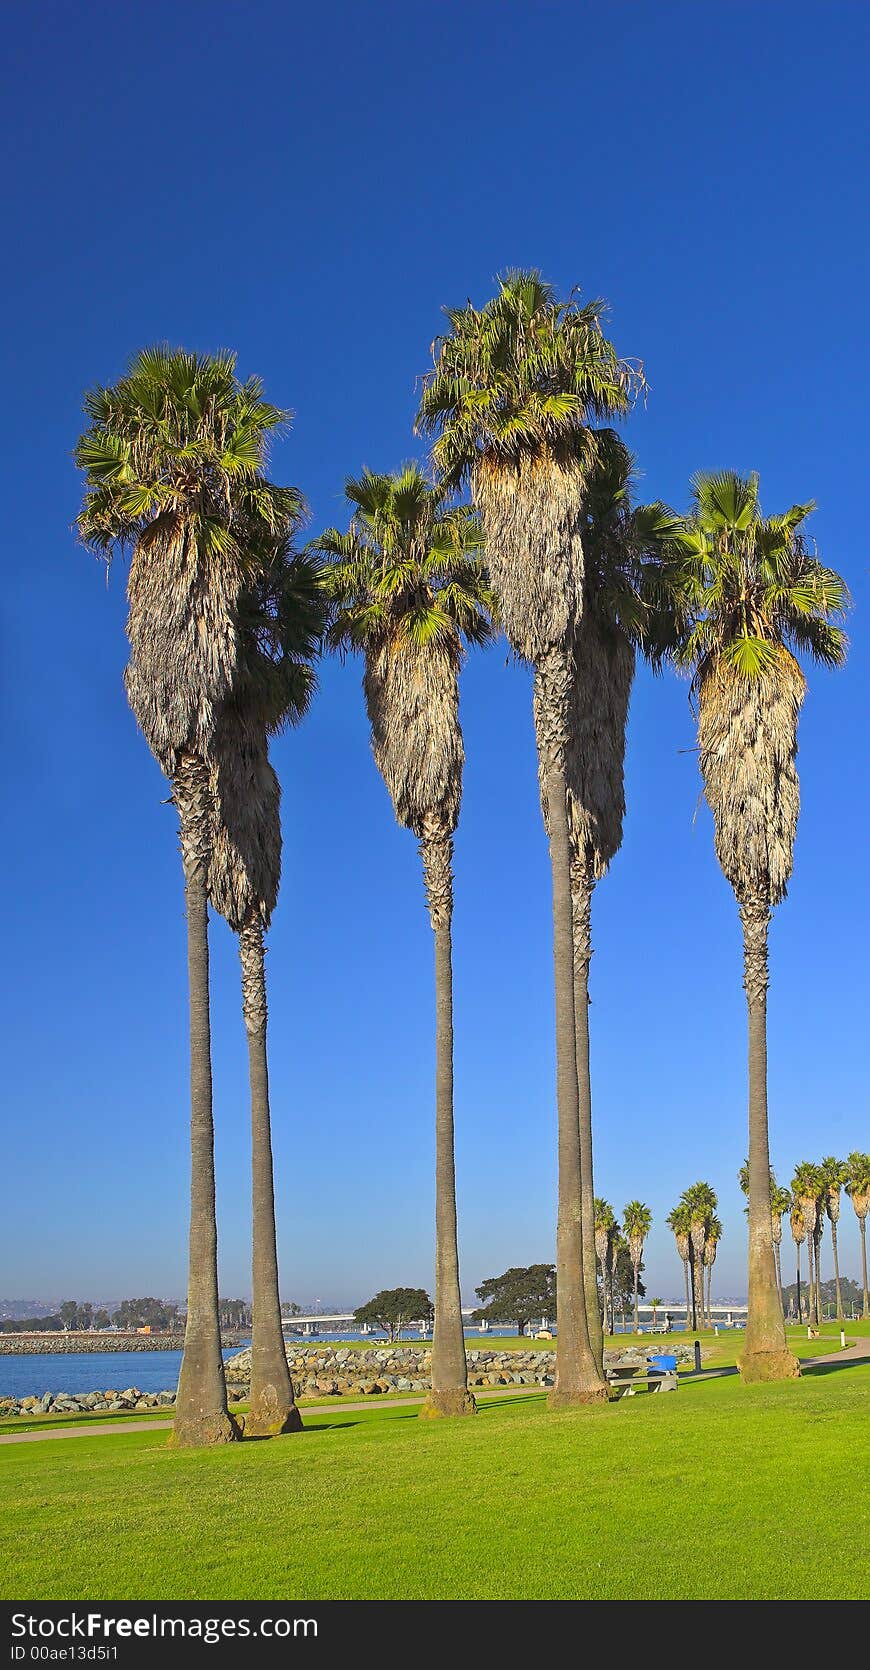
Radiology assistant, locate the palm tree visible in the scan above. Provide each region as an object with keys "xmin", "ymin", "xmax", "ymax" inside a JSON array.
[
  {"xmin": 594, "ymin": 1199, "xmax": 617, "ymax": 1336},
  {"xmin": 76, "ymin": 347, "xmax": 296, "ymax": 1446},
  {"xmin": 418, "ymin": 272, "xmax": 641, "ymax": 1409},
  {"xmin": 739, "ymin": 1159, "xmax": 789, "ymax": 1312},
  {"xmin": 792, "ymin": 1163, "xmax": 823, "ymax": 1327},
  {"xmin": 650, "ymin": 1297, "xmax": 662, "ymax": 1330},
  {"xmin": 537, "ymin": 436, "xmax": 682, "ymax": 1367},
  {"xmin": 670, "ymin": 471, "xmax": 848, "ymax": 1380},
  {"xmin": 703, "ymin": 1216, "xmax": 722, "ymax": 1326},
  {"xmin": 845, "ymin": 1151, "xmax": 870, "ymax": 1319},
  {"xmin": 208, "ymin": 539, "xmax": 326, "ymax": 1436},
  {"xmin": 315, "ymin": 467, "xmax": 493, "ymax": 1417},
  {"xmin": 771, "ymin": 1184, "xmax": 792, "ymax": 1311},
  {"xmin": 789, "ymin": 1198, "xmax": 807, "ymax": 1320},
  {"xmin": 622, "ymin": 1201, "xmax": 652, "ymax": 1333},
  {"xmin": 666, "ymin": 1203, "xmax": 693, "ymax": 1327},
  {"xmin": 819, "ymin": 1157, "xmax": 848, "ymax": 1322},
  {"xmin": 682, "ymin": 1182, "xmax": 717, "ymax": 1332}
]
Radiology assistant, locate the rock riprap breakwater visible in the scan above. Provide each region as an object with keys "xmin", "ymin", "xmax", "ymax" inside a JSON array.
[
  {"xmin": 224, "ymin": 1342, "xmax": 697, "ymax": 1397},
  {"xmin": 0, "ymin": 1332, "xmax": 245, "ymax": 1355},
  {"xmin": 0, "ymin": 1387, "xmax": 182, "ymax": 1417}
]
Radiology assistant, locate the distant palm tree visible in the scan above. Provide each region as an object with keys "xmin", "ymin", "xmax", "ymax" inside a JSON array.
[
  {"xmin": 666, "ymin": 1203, "xmax": 693, "ymax": 1327},
  {"xmin": 682, "ymin": 1182, "xmax": 717, "ymax": 1332},
  {"xmin": 418, "ymin": 271, "xmax": 641, "ymax": 1409},
  {"xmin": 739, "ymin": 1160, "xmax": 789, "ymax": 1313},
  {"xmin": 622, "ymin": 1201, "xmax": 652, "ymax": 1333},
  {"xmin": 771, "ymin": 1184, "xmax": 792, "ymax": 1312},
  {"xmin": 650, "ymin": 1297, "xmax": 662, "ymax": 1330},
  {"xmin": 670, "ymin": 471, "xmax": 848, "ymax": 1379},
  {"xmin": 594, "ymin": 1199, "xmax": 618, "ymax": 1335},
  {"xmin": 845, "ymin": 1151, "xmax": 870, "ymax": 1319},
  {"xmin": 208, "ymin": 539, "xmax": 326, "ymax": 1436},
  {"xmin": 789, "ymin": 1198, "xmax": 808, "ymax": 1321},
  {"xmin": 819, "ymin": 1157, "xmax": 848, "ymax": 1322},
  {"xmin": 792, "ymin": 1163, "xmax": 823, "ymax": 1327},
  {"xmin": 316, "ymin": 467, "xmax": 493, "ymax": 1417},
  {"xmin": 76, "ymin": 347, "xmax": 297, "ymax": 1447},
  {"xmin": 702, "ymin": 1216, "xmax": 722, "ymax": 1325}
]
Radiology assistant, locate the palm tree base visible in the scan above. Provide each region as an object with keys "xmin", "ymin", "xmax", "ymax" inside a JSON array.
[
  {"xmin": 737, "ymin": 1348, "xmax": 801, "ymax": 1383},
  {"xmin": 547, "ymin": 1382, "xmax": 609, "ymax": 1410},
  {"xmin": 419, "ymin": 1388, "xmax": 477, "ymax": 1418},
  {"xmin": 244, "ymin": 1404, "xmax": 304, "ymax": 1438},
  {"xmin": 168, "ymin": 1411, "xmax": 241, "ymax": 1449}
]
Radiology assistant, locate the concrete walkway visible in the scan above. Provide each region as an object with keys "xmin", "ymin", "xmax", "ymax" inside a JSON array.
[{"xmin": 2, "ymin": 1338, "xmax": 866, "ymax": 1447}]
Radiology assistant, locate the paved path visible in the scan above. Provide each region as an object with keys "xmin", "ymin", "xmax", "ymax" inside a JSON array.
[{"xmin": 2, "ymin": 1338, "xmax": 866, "ymax": 1447}]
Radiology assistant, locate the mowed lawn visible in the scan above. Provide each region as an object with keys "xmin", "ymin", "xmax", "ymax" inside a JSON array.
[{"xmin": 1, "ymin": 1361, "xmax": 867, "ymax": 1602}]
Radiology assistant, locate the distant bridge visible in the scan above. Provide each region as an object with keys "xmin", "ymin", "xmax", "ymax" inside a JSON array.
[{"xmin": 283, "ymin": 1303, "xmax": 750, "ymax": 1337}]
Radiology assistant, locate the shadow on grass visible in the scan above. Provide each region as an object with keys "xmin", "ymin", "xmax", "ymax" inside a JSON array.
[{"xmin": 799, "ymin": 1356, "xmax": 868, "ymax": 1379}]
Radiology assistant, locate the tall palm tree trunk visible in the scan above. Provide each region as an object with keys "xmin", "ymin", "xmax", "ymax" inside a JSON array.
[
  {"xmin": 705, "ymin": 1263, "xmax": 712, "ymax": 1327},
  {"xmin": 172, "ymin": 761, "xmax": 237, "ymax": 1448},
  {"xmin": 690, "ymin": 1229, "xmax": 705, "ymax": 1332},
  {"xmin": 805, "ymin": 1233, "xmax": 817, "ymax": 1326},
  {"xmin": 795, "ymin": 1245, "xmax": 803, "ymax": 1322},
  {"xmin": 860, "ymin": 1218, "xmax": 869, "ymax": 1319},
  {"xmin": 830, "ymin": 1220, "xmax": 844, "ymax": 1321},
  {"xmin": 773, "ymin": 1239, "xmax": 783, "ymax": 1311},
  {"xmin": 572, "ymin": 869, "xmax": 604, "ymax": 1368},
  {"xmin": 240, "ymin": 914, "xmax": 302, "ymax": 1438},
  {"xmin": 814, "ymin": 1229, "xmax": 823, "ymax": 1324},
  {"xmin": 420, "ymin": 829, "xmax": 475, "ymax": 1418},
  {"xmin": 632, "ymin": 1263, "xmax": 640, "ymax": 1334},
  {"xmin": 538, "ymin": 655, "xmax": 607, "ymax": 1407},
  {"xmin": 739, "ymin": 901, "xmax": 799, "ymax": 1379}
]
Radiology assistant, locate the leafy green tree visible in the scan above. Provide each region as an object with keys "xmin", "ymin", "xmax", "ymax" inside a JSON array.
[
  {"xmin": 668, "ymin": 472, "xmax": 847, "ymax": 1379},
  {"xmin": 622, "ymin": 1201, "xmax": 652, "ymax": 1333},
  {"xmin": 419, "ymin": 271, "xmax": 642, "ymax": 1408},
  {"xmin": 317, "ymin": 468, "xmax": 492, "ymax": 1420},
  {"xmin": 77, "ymin": 348, "xmax": 297, "ymax": 1446},
  {"xmin": 845, "ymin": 1151, "xmax": 870, "ymax": 1318},
  {"xmin": 819, "ymin": 1158, "xmax": 848, "ymax": 1321},
  {"xmin": 92, "ymin": 1309, "xmax": 111, "ymax": 1331},
  {"xmin": 354, "ymin": 1289, "xmax": 433, "ymax": 1346},
  {"xmin": 472, "ymin": 1266, "xmax": 556, "ymax": 1336},
  {"xmin": 59, "ymin": 1301, "xmax": 79, "ymax": 1331}
]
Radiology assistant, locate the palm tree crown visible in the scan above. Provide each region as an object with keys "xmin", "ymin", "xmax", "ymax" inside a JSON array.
[
  {"xmin": 417, "ymin": 270, "xmax": 642, "ymax": 491},
  {"xmin": 674, "ymin": 471, "xmax": 848, "ymax": 910},
  {"xmin": 314, "ymin": 466, "xmax": 493, "ymax": 849},
  {"xmin": 75, "ymin": 346, "xmax": 300, "ymax": 775}
]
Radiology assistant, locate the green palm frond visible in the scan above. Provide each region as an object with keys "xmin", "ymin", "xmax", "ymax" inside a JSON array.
[
  {"xmin": 416, "ymin": 270, "xmax": 643, "ymax": 488},
  {"xmin": 660, "ymin": 471, "xmax": 849, "ymax": 687},
  {"xmin": 309, "ymin": 465, "xmax": 494, "ymax": 662},
  {"xmin": 75, "ymin": 345, "xmax": 298, "ymax": 576}
]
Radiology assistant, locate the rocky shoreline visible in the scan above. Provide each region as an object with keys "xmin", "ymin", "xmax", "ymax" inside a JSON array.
[{"xmin": 0, "ymin": 1342, "xmax": 696, "ymax": 1417}]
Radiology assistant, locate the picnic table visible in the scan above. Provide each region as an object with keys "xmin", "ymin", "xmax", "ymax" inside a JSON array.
[{"xmin": 606, "ymin": 1355, "xmax": 678, "ymax": 1396}]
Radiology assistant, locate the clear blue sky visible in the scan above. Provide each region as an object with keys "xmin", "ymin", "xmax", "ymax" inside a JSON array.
[{"xmin": 1, "ymin": 1, "xmax": 867, "ymax": 1306}]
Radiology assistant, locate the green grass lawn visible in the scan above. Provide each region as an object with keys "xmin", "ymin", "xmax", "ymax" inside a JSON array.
[{"xmin": 2, "ymin": 1359, "xmax": 866, "ymax": 1601}]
